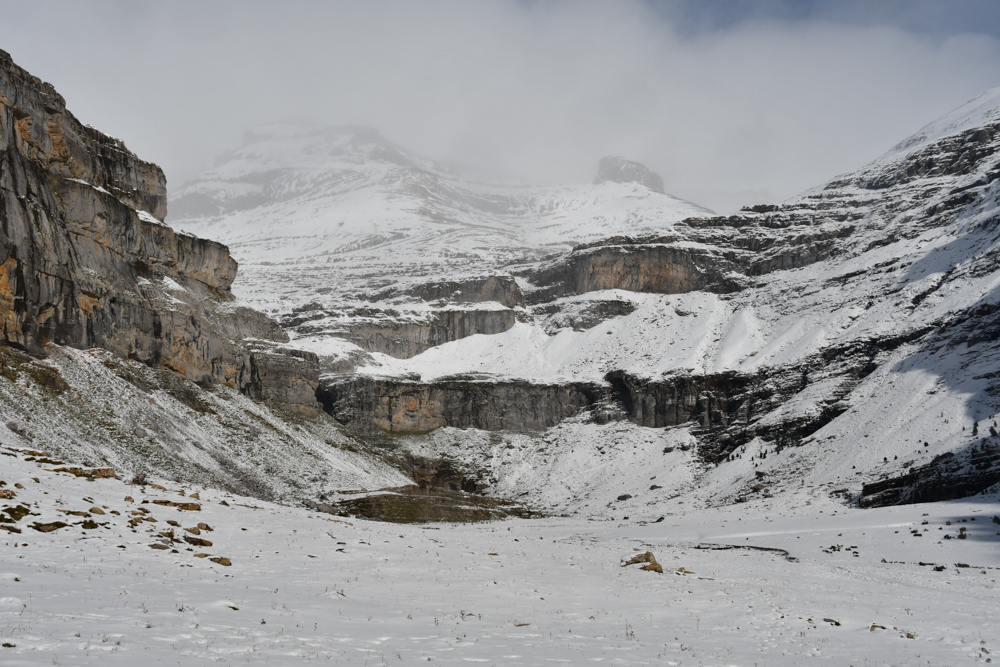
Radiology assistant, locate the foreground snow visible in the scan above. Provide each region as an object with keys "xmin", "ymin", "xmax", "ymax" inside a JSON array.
[{"xmin": 1, "ymin": 450, "xmax": 997, "ymax": 665}]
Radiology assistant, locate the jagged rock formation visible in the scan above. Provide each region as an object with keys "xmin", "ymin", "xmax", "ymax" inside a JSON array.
[
  {"xmin": 0, "ymin": 50, "xmax": 319, "ymax": 415},
  {"xmin": 594, "ymin": 156, "xmax": 665, "ymax": 193}
]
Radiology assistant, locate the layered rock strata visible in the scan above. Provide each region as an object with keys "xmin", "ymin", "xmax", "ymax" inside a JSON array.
[
  {"xmin": 0, "ymin": 50, "xmax": 319, "ymax": 415},
  {"xmin": 526, "ymin": 240, "xmax": 744, "ymax": 303},
  {"xmin": 319, "ymin": 375, "xmax": 605, "ymax": 433},
  {"xmin": 523, "ymin": 214, "xmax": 856, "ymax": 303},
  {"xmin": 287, "ymin": 305, "xmax": 516, "ymax": 359},
  {"xmin": 859, "ymin": 441, "xmax": 1000, "ymax": 508},
  {"xmin": 320, "ymin": 320, "xmax": 943, "ymax": 468}
]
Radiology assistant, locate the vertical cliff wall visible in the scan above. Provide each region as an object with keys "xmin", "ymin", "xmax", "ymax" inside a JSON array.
[{"xmin": 0, "ymin": 49, "xmax": 319, "ymax": 415}]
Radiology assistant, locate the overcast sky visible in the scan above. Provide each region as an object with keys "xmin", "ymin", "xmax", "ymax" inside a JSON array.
[{"xmin": 2, "ymin": 0, "xmax": 1000, "ymax": 213}]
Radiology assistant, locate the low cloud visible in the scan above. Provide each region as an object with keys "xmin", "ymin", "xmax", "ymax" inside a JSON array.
[{"xmin": 3, "ymin": 0, "xmax": 1000, "ymax": 212}]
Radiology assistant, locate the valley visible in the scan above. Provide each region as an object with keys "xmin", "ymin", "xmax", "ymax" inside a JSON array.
[{"xmin": 0, "ymin": 44, "xmax": 999, "ymax": 665}]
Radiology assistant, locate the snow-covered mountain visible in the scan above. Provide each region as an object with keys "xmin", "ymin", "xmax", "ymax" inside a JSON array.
[
  {"xmin": 4, "ymin": 39, "xmax": 999, "ymax": 517},
  {"xmin": 173, "ymin": 91, "xmax": 1000, "ymax": 514},
  {"xmin": 170, "ymin": 125, "xmax": 711, "ymax": 359}
]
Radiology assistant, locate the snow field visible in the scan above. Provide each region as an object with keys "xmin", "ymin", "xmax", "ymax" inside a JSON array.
[{"xmin": 1, "ymin": 450, "xmax": 997, "ymax": 665}]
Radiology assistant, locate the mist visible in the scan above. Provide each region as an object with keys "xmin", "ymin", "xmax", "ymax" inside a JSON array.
[{"xmin": 2, "ymin": 0, "xmax": 1000, "ymax": 213}]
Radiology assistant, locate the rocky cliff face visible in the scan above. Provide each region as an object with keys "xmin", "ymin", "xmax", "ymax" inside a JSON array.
[
  {"xmin": 319, "ymin": 375, "xmax": 605, "ymax": 433},
  {"xmin": 527, "ymin": 239, "xmax": 745, "ymax": 302},
  {"xmin": 521, "ymin": 197, "xmax": 858, "ymax": 302},
  {"xmin": 285, "ymin": 304, "xmax": 516, "ymax": 359},
  {"xmin": 318, "ymin": 342, "xmax": 862, "ymax": 463},
  {"xmin": 859, "ymin": 441, "xmax": 1000, "ymax": 507},
  {"xmin": 0, "ymin": 50, "xmax": 319, "ymax": 415}
]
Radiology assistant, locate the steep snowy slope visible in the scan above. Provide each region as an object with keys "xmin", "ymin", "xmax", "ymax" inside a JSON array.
[
  {"xmin": 353, "ymin": 88, "xmax": 1000, "ymax": 383},
  {"xmin": 0, "ymin": 344, "xmax": 407, "ymax": 503}
]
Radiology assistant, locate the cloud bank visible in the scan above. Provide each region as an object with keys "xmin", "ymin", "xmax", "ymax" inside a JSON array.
[{"xmin": 3, "ymin": 0, "xmax": 1000, "ymax": 212}]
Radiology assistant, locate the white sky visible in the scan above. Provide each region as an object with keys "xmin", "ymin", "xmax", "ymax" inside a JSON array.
[{"xmin": 2, "ymin": 0, "xmax": 1000, "ymax": 213}]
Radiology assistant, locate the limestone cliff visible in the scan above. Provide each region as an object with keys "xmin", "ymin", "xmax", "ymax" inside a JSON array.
[
  {"xmin": 288, "ymin": 305, "xmax": 516, "ymax": 359},
  {"xmin": 319, "ymin": 375, "xmax": 605, "ymax": 433},
  {"xmin": 0, "ymin": 50, "xmax": 319, "ymax": 415}
]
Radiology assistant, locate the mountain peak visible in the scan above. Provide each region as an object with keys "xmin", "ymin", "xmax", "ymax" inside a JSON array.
[{"xmin": 594, "ymin": 156, "xmax": 664, "ymax": 193}]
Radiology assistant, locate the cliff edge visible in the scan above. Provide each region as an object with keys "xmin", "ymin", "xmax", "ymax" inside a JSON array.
[{"xmin": 0, "ymin": 49, "xmax": 319, "ymax": 415}]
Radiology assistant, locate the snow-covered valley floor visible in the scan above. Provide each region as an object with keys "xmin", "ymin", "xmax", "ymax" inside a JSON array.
[{"xmin": 1, "ymin": 449, "xmax": 997, "ymax": 666}]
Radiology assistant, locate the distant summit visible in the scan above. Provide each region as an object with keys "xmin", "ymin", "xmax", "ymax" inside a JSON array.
[{"xmin": 594, "ymin": 156, "xmax": 664, "ymax": 193}]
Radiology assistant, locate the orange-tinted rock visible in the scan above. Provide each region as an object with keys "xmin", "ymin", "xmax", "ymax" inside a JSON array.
[{"xmin": 0, "ymin": 50, "xmax": 320, "ymax": 416}]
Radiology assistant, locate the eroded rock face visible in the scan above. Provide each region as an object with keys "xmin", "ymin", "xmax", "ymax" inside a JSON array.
[
  {"xmin": 0, "ymin": 50, "xmax": 319, "ymax": 415},
  {"xmin": 528, "ymin": 240, "xmax": 744, "ymax": 303},
  {"xmin": 0, "ymin": 53, "xmax": 166, "ymax": 220},
  {"xmin": 317, "ymin": 365, "xmax": 808, "ymax": 455},
  {"xmin": 594, "ymin": 156, "xmax": 665, "ymax": 193},
  {"xmin": 243, "ymin": 343, "xmax": 321, "ymax": 415},
  {"xmin": 394, "ymin": 275, "xmax": 524, "ymax": 308},
  {"xmin": 523, "ymin": 214, "xmax": 857, "ymax": 302},
  {"xmin": 317, "ymin": 331, "xmax": 902, "ymax": 465},
  {"xmin": 319, "ymin": 375, "xmax": 605, "ymax": 433},
  {"xmin": 289, "ymin": 306, "xmax": 516, "ymax": 359}
]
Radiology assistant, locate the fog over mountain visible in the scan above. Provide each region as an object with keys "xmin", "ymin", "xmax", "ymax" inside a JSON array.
[{"xmin": 3, "ymin": 0, "xmax": 1000, "ymax": 212}]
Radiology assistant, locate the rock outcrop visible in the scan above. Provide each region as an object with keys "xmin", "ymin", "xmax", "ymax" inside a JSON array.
[
  {"xmin": 287, "ymin": 305, "xmax": 516, "ymax": 359},
  {"xmin": 594, "ymin": 156, "xmax": 665, "ymax": 193},
  {"xmin": 859, "ymin": 441, "xmax": 1000, "ymax": 508},
  {"xmin": 0, "ymin": 50, "xmax": 319, "ymax": 415},
  {"xmin": 318, "ymin": 375, "xmax": 605, "ymax": 433},
  {"xmin": 393, "ymin": 275, "xmax": 524, "ymax": 309},
  {"xmin": 523, "ymin": 212, "xmax": 856, "ymax": 302},
  {"xmin": 318, "ymin": 325, "xmax": 930, "ymax": 468},
  {"xmin": 527, "ymin": 239, "xmax": 745, "ymax": 303}
]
